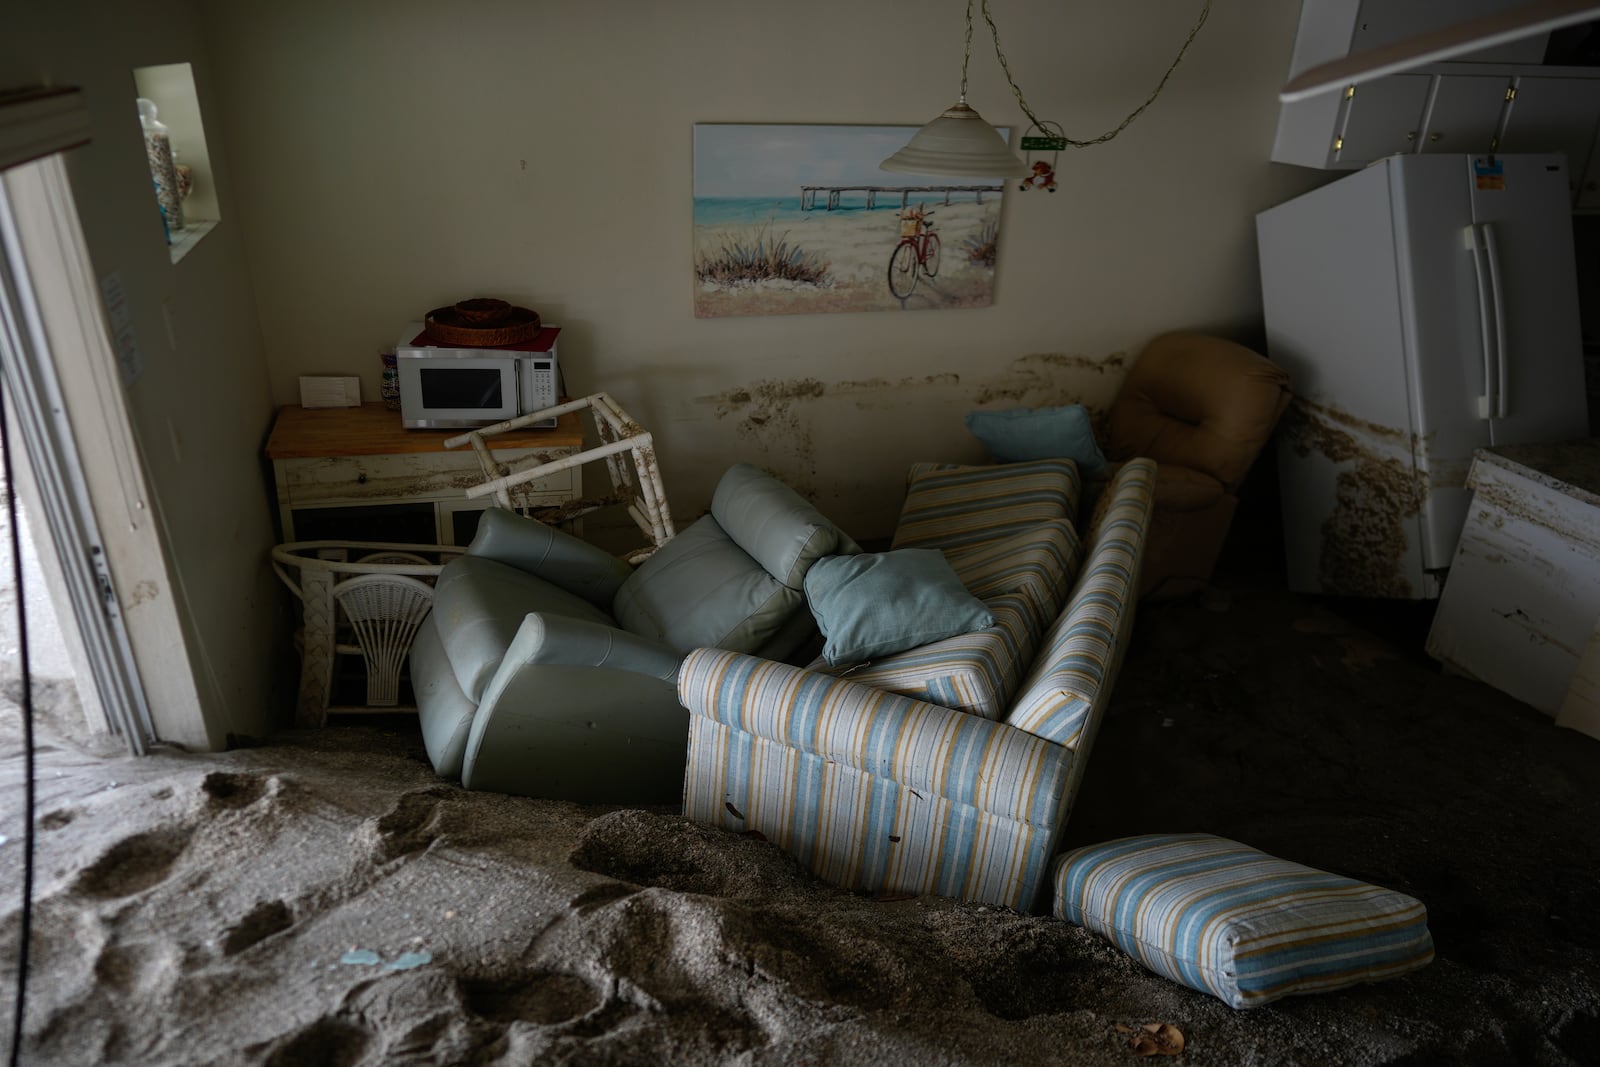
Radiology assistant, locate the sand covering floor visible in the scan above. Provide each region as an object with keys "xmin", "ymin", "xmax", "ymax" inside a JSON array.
[{"xmin": 2, "ymin": 584, "xmax": 1599, "ymax": 1066}]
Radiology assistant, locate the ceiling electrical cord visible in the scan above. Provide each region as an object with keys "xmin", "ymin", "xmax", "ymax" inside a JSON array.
[{"xmin": 2, "ymin": 374, "xmax": 36, "ymax": 1067}]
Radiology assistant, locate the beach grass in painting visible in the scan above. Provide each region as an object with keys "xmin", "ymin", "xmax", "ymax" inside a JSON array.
[{"xmin": 693, "ymin": 124, "xmax": 1007, "ymax": 318}]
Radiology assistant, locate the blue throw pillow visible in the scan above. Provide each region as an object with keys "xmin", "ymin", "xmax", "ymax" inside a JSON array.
[
  {"xmin": 965, "ymin": 405, "xmax": 1108, "ymax": 473},
  {"xmin": 803, "ymin": 550, "xmax": 994, "ymax": 667}
]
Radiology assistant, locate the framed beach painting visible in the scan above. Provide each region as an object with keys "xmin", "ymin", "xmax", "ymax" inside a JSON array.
[{"xmin": 693, "ymin": 123, "xmax": 1007, "ymax": 318}]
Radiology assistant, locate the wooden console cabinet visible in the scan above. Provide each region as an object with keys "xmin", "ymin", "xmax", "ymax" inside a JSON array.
[{"xmin": 265, "ymin": 403, "xmax": 583, "ymax": 545}]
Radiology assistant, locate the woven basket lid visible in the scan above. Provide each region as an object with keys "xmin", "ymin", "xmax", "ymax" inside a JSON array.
[{"xmin": 422, "ymin": 300, "xmax": 541, "ymax": 347}]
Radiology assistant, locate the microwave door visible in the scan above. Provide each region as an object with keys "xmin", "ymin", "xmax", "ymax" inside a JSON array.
[
  {"xmin": 396, "ymin": 356, "xmax": 520, "ymax": 428},
  {"xmin": 422, "ymin": 365, "xmax": 504, "ymax": 410}
]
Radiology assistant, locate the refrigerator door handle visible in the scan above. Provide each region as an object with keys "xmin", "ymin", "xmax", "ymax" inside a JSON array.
[
  {"xmin": 1481, "ymin": 222, "xmax": 1510, "ymax": 418},
  {"xmin": 1466, "ymin": 223, "xmax": 1499, "ymax": 420}
]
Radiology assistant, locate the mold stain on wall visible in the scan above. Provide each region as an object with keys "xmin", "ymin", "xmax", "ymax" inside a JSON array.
[
  {"xmin": 1280, "ymin": 398, "xmax": 1426, "ymax": 598},
  {"xmin": 698, "ymin": 374, "xmax": 963, "ymax": 498},
  {"xmin": 974, "ymin": 352, "xmax": 1127, "ymax": 406},
  {"xmin": 704, "ymin": 378, "xmax": 830, "ymax": 497},
  {"xmin": 694, "ymin": 350, "xmax": 1125, "ymax": 515},
  {"xmin": 698, "ymin": 352, "xmax": 1122, "ymax": 485}
]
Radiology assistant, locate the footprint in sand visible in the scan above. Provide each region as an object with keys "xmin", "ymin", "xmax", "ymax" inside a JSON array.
[
  {"xmin": 219, "ymin": 899, "xmax": 294, "ymax": 956},
  {"xmin": 200, "ymin": 770, "xmax": 269, "ymax": 808},
  {"xmin": 72, "ymin": 828, "xmax": 189, "ymax": 899},
  {"xmin": 255, "ymin": 1017, "xmax": 374, "ymax": 1067},
  {"xmin": 92, "ymin": 939, "xmax": 178, "ymax": 995},
  {"xmin": 458, "ymin": 973, "xmax": 604, "ymax": 1026},
  {"xmin": 369, "ymin": 787, "xmax": 451, "ymax": 862}
]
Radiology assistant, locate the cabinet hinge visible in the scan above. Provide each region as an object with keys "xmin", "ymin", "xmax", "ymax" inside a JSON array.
[
  {"xmin": 1345, "ymin": 84, "xmax": 1356, "ymax": 99},
  {"xmin": 1333, "ymin": 135, "xmax": 1344, "ymax": 152},
  {"xmin": 1505, "ymin": 86, "xmax": 1517, "ymax": 102}
]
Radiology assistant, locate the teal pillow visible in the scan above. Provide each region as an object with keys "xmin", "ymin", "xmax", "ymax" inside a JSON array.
[
  {"xmin": 965, "ymin": 405, "xmax": 1108, "ymax": 473},
  {"xmin": 803, "ymin": 550, "xmax": 994, "ymax": 667}
]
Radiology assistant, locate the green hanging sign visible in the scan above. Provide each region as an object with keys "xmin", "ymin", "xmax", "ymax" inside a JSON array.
[{"xmin": 1020, "ymin": 135, "xmax": 1067, "ymax": 151}]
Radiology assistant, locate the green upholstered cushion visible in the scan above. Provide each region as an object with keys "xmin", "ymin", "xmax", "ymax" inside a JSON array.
[
  {"xmin": 432, "ymin": 555, "xmax": 615, "ymax": 703},
  {"xmin": 613, "ymin": 515, "xmax": 803, "ymax": 654},
  {"xmin": 710, "ymin": 462, "xmax": 848, "ymax": 589},
  {"xmin": 465, "ymin": 507, "xmax": 632, "ymax": 610},
  {"xmin": 803, "ymin": 549, "xmax": 994, "ymax": 667},
  {"xmin": 411, "ymin": 613, "xmax": 479, "ymax": 781}
]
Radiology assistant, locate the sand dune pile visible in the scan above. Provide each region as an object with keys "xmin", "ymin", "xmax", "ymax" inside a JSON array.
[{"xmin": 3, "ymin": 586, "xmax": 1599, "ymax": 1065}]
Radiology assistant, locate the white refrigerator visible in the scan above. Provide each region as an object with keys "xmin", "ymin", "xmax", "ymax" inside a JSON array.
[{"xmin": 1257, "ymin": 153, "xmax": 1589, "ymax": 599}]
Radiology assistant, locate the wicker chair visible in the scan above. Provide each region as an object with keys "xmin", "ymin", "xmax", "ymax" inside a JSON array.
[{"xmin": 272, "ymin": 542, "xmax": 463, "ymax": 725}]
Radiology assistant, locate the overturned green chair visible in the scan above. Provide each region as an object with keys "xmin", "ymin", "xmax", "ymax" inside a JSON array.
[{"xmin": 412, "ymin": 462, "xmax": 858, "ymax": 803}]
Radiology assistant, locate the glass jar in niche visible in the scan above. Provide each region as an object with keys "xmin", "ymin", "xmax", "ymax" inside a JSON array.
[{"xmin": 137, "ymin": 97, "xmax": 183, "ymax": 233}]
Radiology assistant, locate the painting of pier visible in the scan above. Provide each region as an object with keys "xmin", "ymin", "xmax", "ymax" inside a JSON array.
[{"xmin": 693, "ymin": 124, "xmax": 1007, "ymax": 318}]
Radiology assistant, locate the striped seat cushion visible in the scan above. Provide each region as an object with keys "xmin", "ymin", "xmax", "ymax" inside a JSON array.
[
  {"xmin": 1004, "ymin": 459, "xmax": 1154, "ymax": 747},
  {"xmin": 891, "ymin": 458, "xmax": 1081, "ymax": 553},
  {"xmin": 807, "ymin": 592, "xmax": 1038, "ymax": 720},
  {"xmin": 943, "ymin": 518, "xmax": 1082, "ymax": 632},
  {"xmin": 1052, "ymin": 834, "xmax": 1435, "ymax": 1009}
]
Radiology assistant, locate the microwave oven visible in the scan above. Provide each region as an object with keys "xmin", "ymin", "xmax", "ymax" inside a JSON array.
[{"xmin": 394, "ymin": 323, "xmax": 560, "ymax": 429}]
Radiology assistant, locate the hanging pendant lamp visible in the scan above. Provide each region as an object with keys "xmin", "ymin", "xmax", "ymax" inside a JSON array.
[
  {"xmin": 880, "ymin": 99, "xmax": 1027, "ymax": 178},
  {"xmin": 882, "ymin": 0, "xmax": 1213, "ymax": 180},
  {"xmin": 881, "ymin": 0, "xmax": 1027, "ymax": 178}
]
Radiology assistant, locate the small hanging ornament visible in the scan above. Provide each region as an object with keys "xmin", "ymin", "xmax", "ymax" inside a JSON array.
[{"xmin": 1017, "ymin": 122, "xmax": 1064, "ymax": 193}]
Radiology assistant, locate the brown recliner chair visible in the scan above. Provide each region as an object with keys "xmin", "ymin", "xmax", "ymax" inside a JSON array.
[{"xmin": 1100, "ymin": 332, "xmax": 1292, "ymax": 600}]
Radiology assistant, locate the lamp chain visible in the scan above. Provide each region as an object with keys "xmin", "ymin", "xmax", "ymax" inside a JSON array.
[
  {"xmin": 982, "ymin": 0, "xmax": 1212, "ymax": 148},
  {"xmin": 960, "ymin": 0, "xmax": 975, "ymax": 102}
]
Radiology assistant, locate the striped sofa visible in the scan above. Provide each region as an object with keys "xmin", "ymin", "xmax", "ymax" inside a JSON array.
[{"xmin": 678, "ymin": 457, "xmax": 1156, "ymax": 912}]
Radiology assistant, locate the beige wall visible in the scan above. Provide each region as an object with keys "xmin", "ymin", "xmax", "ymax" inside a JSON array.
[
  {"xmin": 207, "ymin": 0, "xmax": 1329, "ymax": 539},
  {"xmin": 3, "ymin": 1, "xmax": 283, "ymax": 748},
  {"xmin": 0, "ymin": 0, "xmax": 1331, "ymax": 748}
]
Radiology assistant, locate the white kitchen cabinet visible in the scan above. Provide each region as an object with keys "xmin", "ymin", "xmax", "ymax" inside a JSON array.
[
  {"xmin": 1419, "ymin": 75, "xmax": 1511, "ymax": 154},
  {"xmin": 1335, "ymin": 75, "xmax": 1431, "ymax": 164},
  {"xmin": 1282, "ymin": 0, "xmax": 1539, "ymax": 83},
  {"xmin": 1499, "ymin": 76, "xmax": 1600, "ymax": 196},
  {"xmin": 1271, "ymin": 0, "xmax": 1600, "ymax": 187}
]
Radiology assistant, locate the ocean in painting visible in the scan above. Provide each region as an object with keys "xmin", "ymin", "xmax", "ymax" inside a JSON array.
[{"xmin": 694, "ymin": 196, "xmax": 906, "ymax": 227}]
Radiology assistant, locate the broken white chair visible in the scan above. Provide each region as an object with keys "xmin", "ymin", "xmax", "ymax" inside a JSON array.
[{"xmin": 446, "ymin": 392, "xmax": 675, "ymax": 564}]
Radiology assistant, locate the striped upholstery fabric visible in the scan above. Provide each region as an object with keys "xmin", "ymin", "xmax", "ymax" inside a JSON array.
[
  {"xmin": 891, "ymin": 458, "xmax": 1081, "ymax": 553},
  {"xmin": 678, "ymin": 455, "xmax": 1157, "ymax": 912},
  {"xmin": 679, "ymin": 648, "xmax": 1077, "ymax": 909},
  {"xmin": 1052, "ymin": 834, "xmax": 1435, "ymax": 1009},
  {"xmin": 1005, "ymin": 459, "xmax": 1155, "ymax": 747},
  {"xmin": 808, "ymin": 592, "xmax": 1038, "ymax": 720},
  {"xmin": 944, "ymin": 518, "xmax": 1082, "ymax": 631}
]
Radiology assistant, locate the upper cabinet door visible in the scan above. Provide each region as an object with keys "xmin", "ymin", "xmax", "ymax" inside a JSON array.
[
  {"xmin": 1499, "ymin": 77, "xmax": 1600, "ymax": 200},
  {"xmin": 1336, "ymin": 75, "xmax": 1431, "ymax": 165},
  {"xmin": 1421, "ymin": 76, "xmax": 1512, "ymax": 154},
  {"xmin": 1346, "ymin": 0, "xmax": 1550, "ymax": 62}
]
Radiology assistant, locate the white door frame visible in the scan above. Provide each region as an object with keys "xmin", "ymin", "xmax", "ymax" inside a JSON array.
[{"xmin": 0, "ymin": 153, "xmax": 208, "ymax": 752}]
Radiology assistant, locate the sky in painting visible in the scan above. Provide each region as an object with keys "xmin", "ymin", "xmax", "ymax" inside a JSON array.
[{"xmin": 692, "ymin": 124, "xmax": 1011, "ymax": 198}]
